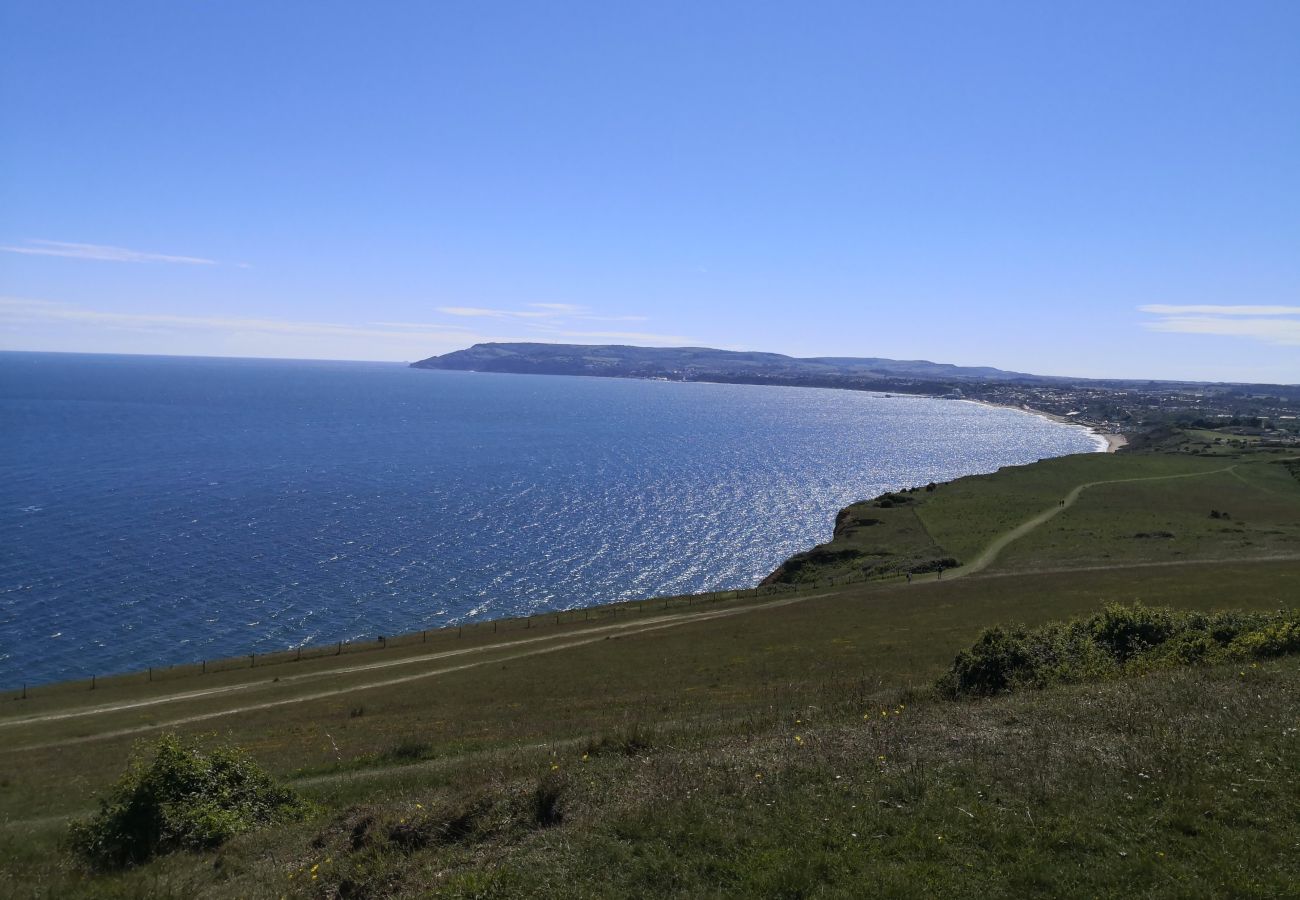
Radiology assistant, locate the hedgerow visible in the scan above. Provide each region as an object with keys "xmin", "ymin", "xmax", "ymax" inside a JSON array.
[{"xmin": 938, "ymin": 603, "xmax": 1300, "ymax": 698}]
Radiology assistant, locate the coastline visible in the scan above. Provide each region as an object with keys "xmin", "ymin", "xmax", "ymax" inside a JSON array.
[
  {"xmin": 1100, "ymin": 432, "xmax": 1128, "ymax": 452},
  {"xmin": 426, "ymin": 369, "xmax": 1129, "ymax": 455},
  {"xmin": 959, "ymin": 397, "xmax": 1125, "ymax": 454},
  {"xmin": 8, "ymin": 369, "xmax": 1120, "ymax": 689}
]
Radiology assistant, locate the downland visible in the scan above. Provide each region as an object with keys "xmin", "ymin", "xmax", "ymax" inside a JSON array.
[{"xmin": 2, "ymin": 428, "xmax": 1298, "ymax": 897}]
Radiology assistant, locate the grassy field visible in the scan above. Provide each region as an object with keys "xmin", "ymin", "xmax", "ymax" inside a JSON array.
[
  {"xmin": 1, "ymin": 430, "xmax": 1298, "ymax": 897},
  {"xmin": 770, "ymin": 435, "xmax": 1300, "ymax": 583}
]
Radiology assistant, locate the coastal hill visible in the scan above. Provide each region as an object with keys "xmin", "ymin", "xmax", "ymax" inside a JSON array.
[
  {"xmin": 414, "ymin": 342, "xmax": 1300, "ymax": 438},
  {"xmin": 412, "ymin": 341, "xmax": 1039, "ymax": 382}
]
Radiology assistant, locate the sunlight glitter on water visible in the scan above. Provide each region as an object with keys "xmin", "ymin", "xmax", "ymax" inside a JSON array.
[{"xmin": 0, "ymin": 353, "xmax": 1100, "ymax": 686}]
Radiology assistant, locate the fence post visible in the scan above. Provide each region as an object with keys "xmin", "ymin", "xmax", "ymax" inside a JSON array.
[
  {"xmin": 148, "ymin": 667, "xmax": 152, "ymax": 682},
  {"xmin": 336, "ymin": 641, "xmax": 342, "ymax": 655},
  {"xmin": 494, "ymin": 621, "xmax": 498, "ymax": 633},
  {"xmin": 202, "ymin": 660, "xmax": 206, "ymax": 674},
  {"xmin": 21, "ymin": 683, "xmax": 26, "ymax": 700},
  {"xmin": 250, "ymin": 654, "xmax": 255, "ymax": 668},
  {"xmin": 423, "ymin": 630, "xmax": 428, "ymax": 643},
  {"xmin": 90, "ymin": 674, "xmax": 95, "ymax": 691}
]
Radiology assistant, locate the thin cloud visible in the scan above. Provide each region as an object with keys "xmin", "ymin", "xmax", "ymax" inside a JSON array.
[
  {"xmin": 371, "ymin": 320, "xmax": 475, "ymax": 330},
  {"xmin": 437, "ymin": 306, "xmax": 554, "ymax": 319},
  {"xmin": 1143, "ymin": 314, "xmax": 1300, "ymax": 346},
  {"xmin": 1140, "ymin": 303, "xmax": 1300, "ymax": 347},
  {"xmin": 528, "ymin": 302, "xmax": 583, "ymax": 313},
  {"xmin": 1139, "ymin": 304, "xmax": 1300, "ymax": 316},
  {"xmin": 435, "ymin": 303, "xmax": 651, "ymax": 324},
  {"xmin": 1, "ymin": 298, "xmax": 702, "ymax": 356},
  {"xmin": 0, "ymin": 298, "xmax": 489, "ymax": 344},
  {"xmin": 544, "ymin": 328, "xmax": 695, "ymax": 344},
  {"xmin": 1, "ymin": 239, "xmax": 218, "ymax": 265}
]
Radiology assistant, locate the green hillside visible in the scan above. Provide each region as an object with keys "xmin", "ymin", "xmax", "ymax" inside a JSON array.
[{"xmin": 2, "ymin": 430, "xmax": 1297, "ymax": 897}]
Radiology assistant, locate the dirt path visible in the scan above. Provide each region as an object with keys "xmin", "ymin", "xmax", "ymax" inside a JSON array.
[
  {"xmin": 0, "ymin": 589, "xmax": 836, "ymax": 752},
  {"xmin": 950, "ymin": 464, "xmax": 1242, "ymax": 579},
  {"xmin": 0, "ymin": 607, "xmax": 767, "ymax": 730}
]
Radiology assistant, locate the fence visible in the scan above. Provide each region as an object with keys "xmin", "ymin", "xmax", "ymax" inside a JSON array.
[{"xmin": 4, "ymin": 568, "xmax": 904, "ymax": 702}]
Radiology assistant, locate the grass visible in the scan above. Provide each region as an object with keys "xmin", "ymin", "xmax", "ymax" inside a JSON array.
[
  {"xmin": 766, "ymin": 432, "xmax": 1299, "ymax": 583},
  {"xmin": 1, "ymin": 427, "xmax": 1297, "ymax": 896}
]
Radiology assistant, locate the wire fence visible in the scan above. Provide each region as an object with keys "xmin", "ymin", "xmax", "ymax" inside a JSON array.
[{"xmin": 4, "ymin": 568, "xmax": 909, "ymax": 702}]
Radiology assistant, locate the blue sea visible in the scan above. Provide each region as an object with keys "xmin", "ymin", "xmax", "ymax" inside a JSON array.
[{"xmin": 0, "ymin": 352, "xmax": 1103, "ymax": 687}]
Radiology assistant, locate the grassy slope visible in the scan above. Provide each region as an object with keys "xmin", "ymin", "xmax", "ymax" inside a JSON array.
[
  {"xmin": 2, "ymin": 433, "xmax": 1298, "ymax": 897},
  {"xmin": 770, "ymin": 440, "xmax": 1300, "ymax": 582}
]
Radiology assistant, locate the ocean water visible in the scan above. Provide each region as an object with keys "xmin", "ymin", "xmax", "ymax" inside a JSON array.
[{"xmin": 0, "ymin": 352, "xmax": 1103, "ymax": 687}]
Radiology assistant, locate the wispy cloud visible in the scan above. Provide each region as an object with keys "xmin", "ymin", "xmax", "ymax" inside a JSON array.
[
  {"xmin": 533, "ymin": 327, "xmax": 695, "ymax": 344},
  {"xmin": 0, "ymin": 298, "xmax": 700, "ymax": 352},
  {"xmin": 528, "ymin": 303, "xmax": 583, "ymax": 313},
  {"xmin": 1139, "ymin": 304, "xmax": 1300, "ymax": 316},
  {"xmin": 1, "ymin": 296, "xmax": 702, "ymax": 359},
  {"xmin": 370, "ymin": 321, "xmax": 475, "ymax": 330},
  {"xmin": 570, "ymin": 314, "xmax": 650, "ymax": 323},
  {"xmin": 1140, "ymin": 304, "xmax": 1300, "ymax": 347},
  {"xmin": 0, "ymin": 298, "xmax": 481, "ymax": 343},
  {"xmin": 437, "ymin": 306, "xmax": 554, "ymax": 320},
  {"xmin": 1, "ymin": 239, "xmax": 218, "ymax": 265},
  {"xmin": 436, "ymin": 303, "xmax": 647, "ymax": 324}
]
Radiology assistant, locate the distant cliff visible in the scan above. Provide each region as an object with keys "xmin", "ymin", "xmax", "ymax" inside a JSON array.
[{"xmin": 410, "ymin": 342, "xmax": 1041, "ymax": 383}]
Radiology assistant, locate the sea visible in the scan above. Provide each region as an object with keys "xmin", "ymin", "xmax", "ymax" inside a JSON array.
[{"xmin": 0, "ymin": 352, "xmax": 1104, "ymax": 687}]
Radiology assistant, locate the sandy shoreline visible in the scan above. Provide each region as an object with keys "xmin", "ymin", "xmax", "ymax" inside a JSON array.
[{"xmin": 961, "ymin": 398, "xmax": 1126, "ymax": 453}]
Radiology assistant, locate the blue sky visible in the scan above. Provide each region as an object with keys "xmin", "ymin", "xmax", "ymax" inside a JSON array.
[{"xmin": 1, "ymin": 1, "xmax": 1297, "ymax": 382}]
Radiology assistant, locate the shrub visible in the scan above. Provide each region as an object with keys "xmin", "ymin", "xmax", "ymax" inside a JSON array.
[
  {"xmin": 531, "ymin": 772, "xmax": 566, "ymax": 828},
  {"xmin": 68, "ymin": 734, "xmax": 306, "ymax": 869},
  {"xmin": 939, "ymin": 604, "xmax": 1300, "ymax": 699},
  {"xmin": 1230, "ymin": 620, "xmax": 1300, "ymax": 658},
  {"xmin": 584, "ymin": 722, "xmax": 655, "ymax": 757},
  {"xmin": 1087, "ymin": 603, "xmax": 1178, "ymax": 663},
  {"xmin": 937, "ymin": 627, "xmax": 1037, "ymax": 696}
]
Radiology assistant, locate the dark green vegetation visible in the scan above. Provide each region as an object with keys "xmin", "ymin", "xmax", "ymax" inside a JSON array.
[
  {"xmin": 68, "ymin": 735, "xmax": 306, "ymax": 870},
  {"xmin": 414, "ymin": 342, "xmax": 1036, "ymax": 381},
  {"xmin": 408, "ymin": 338, "xmax": 1034, "ymax": 379},
  {"xmin": 769, "ymin": 429, "xmax": 1300, "ymax": 584},
  {"xmin": 1, "ymin": 428, "xmax": 1297, "ymax": 897},
  {"xmin": 939, "ymin": 603, "xmax": 1300, "ymax": 697}
]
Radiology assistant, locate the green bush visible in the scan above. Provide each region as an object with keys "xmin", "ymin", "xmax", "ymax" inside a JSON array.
[
  {"xmin": 68, "ymin": 734, "xmax": 306, "ymax": 869},
  {"xmin": 938, "ymin": 604, "xmax": 1300, "ymax": 698}
]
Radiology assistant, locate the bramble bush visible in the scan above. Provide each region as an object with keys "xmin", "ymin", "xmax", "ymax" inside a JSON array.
[
  {"xmin": 938, "ymin": 603, "xmax": 1300, "ymax": 698},
  {"xmin": 68, "ymin": 733, "xmax": 306, "ymax": 869}
]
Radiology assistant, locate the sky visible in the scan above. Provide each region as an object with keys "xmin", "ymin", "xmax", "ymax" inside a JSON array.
[{"xmin": 1, "ymin": 1, "xmax": 1297, "ymax": 383}]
